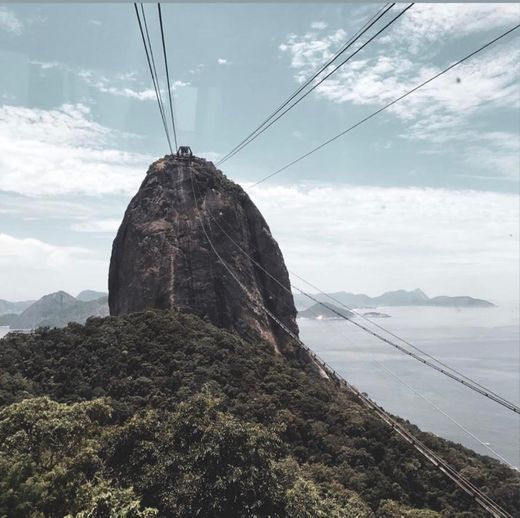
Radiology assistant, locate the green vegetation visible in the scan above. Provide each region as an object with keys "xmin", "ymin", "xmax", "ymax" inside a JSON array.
[{"xmin": 0, "ymin": 309, "xmax": 518, "ymax": 516}]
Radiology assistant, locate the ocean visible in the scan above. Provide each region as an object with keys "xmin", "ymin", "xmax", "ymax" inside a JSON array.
[
  {"xmin": 298, "ymin": 305, "xmax": 520, "ymax": 468},
  {"xmin": 1, "ymin": 305, "xmax": 518, "ymax": 467}
]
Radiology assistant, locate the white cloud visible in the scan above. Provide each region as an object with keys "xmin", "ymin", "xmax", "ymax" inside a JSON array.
[
  {"xmin": 0, "ymin": 233, "xmax": 91, "ymax": 270},
  {"xmin": 0, "ymin": 7, "xmax": 22, "ymax": 35},
  {"xmin": 172, "ymin": 80, "xmax": 190, "ymax": 89},
  {"xmin": 71, "ymin": 218, "xmax": 121, "ymax": 233},
  {"xmin": 79, "ymin": 69, "xmax": 189, "ymax": 100},
  {"xmin": 279, "ymin": 7, "xmax": 520, "ymax": 166},
  {"xmin": 0, "ymin": 104, "xmax": 150, "ymax": 196},
  {"xmin": 78, "ymin": 68, "xmax": 158, "ymax": 100},
  {"xmin": 281, "ymin": 25, "xmax": 519, "ymax": 117},
  {"xmin": 117, "ymin": 71, "xmax": 137, "ymax": 82},
  {"xmin": 29, "ymin": 60, "xmax": 60, "ymax": 70},
  {"xmin": 382, "ymin": 3, "xmax": 520, "ymax": 54},
  {"xmin": 32, "ymin": 63, "xmax": 179, "ymax": 103},
  {"xmin": 0, "ymin": 233, "xmax": 108, "ymax": 300},
  {"xmin": 311, "ymin": 21, "xmax": 327, "ymax": 31},
  {"xmin": 217, "ymin": 58, "xmax": 229, "ymax": 65},
  {"xmin": 243, "ymin": 183, "xmax": 519, "ymax": 305},
  {"xmin": 199, "ymin": 151, "xmax": 224, "ymax": 163},
  {"xmin": 0, "ymin": 194, "xmax": 94, "ymax": 220},
  {"xmin": 280, "ymin": 28, "xmax": 347, "ymax": 83},
  {"xmin": 94, "ymin": 84, "xmax": 157, "ymax": 101},
  {"xmin": 464, "ymin": 132, "xmax": 520, "ymax": 178},
  {"xmin": 403, "ymin": 117, "xmax": 520, "ymax": 179}
]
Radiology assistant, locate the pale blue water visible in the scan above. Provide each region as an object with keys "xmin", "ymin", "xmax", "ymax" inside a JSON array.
[{"xmin": 299, "ymin": 306, "xmax": 520, "ymax": 468}]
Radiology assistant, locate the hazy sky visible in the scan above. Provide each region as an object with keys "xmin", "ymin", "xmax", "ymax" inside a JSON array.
[{"xmin": 0, "ymin": 3, "xmax": 519, "ymax": 304}]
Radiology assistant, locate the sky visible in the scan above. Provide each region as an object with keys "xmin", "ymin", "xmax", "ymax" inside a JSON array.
[{"xmin": 0, "ymin": 2, "xmax": 519, "ymax": 305}]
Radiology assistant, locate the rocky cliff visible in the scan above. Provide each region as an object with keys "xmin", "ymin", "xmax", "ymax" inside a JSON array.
[{"xmin": 109, "ymin": 154, "xmax": 299, "ymax": 351}]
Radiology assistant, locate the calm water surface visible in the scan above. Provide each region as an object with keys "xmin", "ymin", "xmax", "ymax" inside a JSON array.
[{"xmin": 299, "ymin": 305, "xmax": 520, "ymax": 468}]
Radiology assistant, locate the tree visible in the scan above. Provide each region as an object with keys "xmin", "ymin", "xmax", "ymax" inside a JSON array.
[
  {"xmin": 0, "ymin": 397, "xmax": 156, "ymax": 517},
  {"xmin": 107, "ymin": 391, "xmax": 287, "ymax": 516}
]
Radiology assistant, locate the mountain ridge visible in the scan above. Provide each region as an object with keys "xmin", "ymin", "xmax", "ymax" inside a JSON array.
[
  {"xmin": 0, "ymin": 290, "xmax": 108, "ymax": 329},
  {"xmin": 0, "ymin": 298, "xmax": 34, "ymax": 316},
  {"xmin": 294, "ymin": 289, "xmax": 494, "ymax": 310}
]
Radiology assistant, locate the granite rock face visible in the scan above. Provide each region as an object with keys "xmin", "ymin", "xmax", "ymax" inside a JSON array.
[{"xmin": 108, "ymin": 155, "xmax": 299, "ymax": 351}]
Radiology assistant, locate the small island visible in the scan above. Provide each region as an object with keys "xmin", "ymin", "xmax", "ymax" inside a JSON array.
[
  {"xmin": 298, "ymin": 302, "xmax": 353, "ymax": 320},
  {"xmin": 363, "ymin": 311, "xmax": 391, "ymax": 318}
]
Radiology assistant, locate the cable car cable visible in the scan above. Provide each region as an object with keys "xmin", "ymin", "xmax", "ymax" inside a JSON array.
[
  {"xmin": 198, "ymin": 196, "xmax": 520, "ymax": 414},
  {"xmin": 216, "ymin": 2, "xmax": 396, "ymax": 166},
  {"xmin": 158, "ymin": 3, "xmax": 179, "ymax": 150},
  {"xmin": 374, "ymin": 360, "xmax": 516, "ymax": 468},
  {"xmin": 288, "ymin": 271, "xmax": 511, "ymax": 403},
  {"xmin": 188, "ymin": 169, "xmax": 511, "ymax": 517},
  {"xmin": 134, "ymin": 3, "xmax": 172, "ymax": 153},
  {"xmin": 253, "ymin": 22, "xmax": 520, "ymax": 185},
  {"xmin": 218, "ymin": 3, "xmax": 413, "ymax": 167}
]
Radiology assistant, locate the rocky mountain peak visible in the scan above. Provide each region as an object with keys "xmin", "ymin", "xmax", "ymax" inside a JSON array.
[{"xmin": 108, "ymin": 154, "xmax": 299, "ymax": 351}]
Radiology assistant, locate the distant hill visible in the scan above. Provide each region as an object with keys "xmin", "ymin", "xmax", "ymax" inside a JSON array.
[
  {"xmin": 298, "ymin": 302, "xmax": 353, "ymax": 320},
  {"xmin": 0, "ymin": 298, "xmax": 34, "ymax": 316},
  {"xmin": 0, "ymin": 291, "xmax": 108, "ymax": 329},
  {"xmin": 294, "ymin": 289, "xmax": 494, "ymax": 310},
  {"xmin": 76, "ymin": 289, "xmax": 107, "ymax": 302}
]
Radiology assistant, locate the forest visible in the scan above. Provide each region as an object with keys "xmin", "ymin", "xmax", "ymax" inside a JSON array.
[{"xmin": 0, "ymin": 309, "xmax": 518, "ymax": 517}]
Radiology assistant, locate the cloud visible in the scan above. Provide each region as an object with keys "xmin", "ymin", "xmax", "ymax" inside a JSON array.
[
  {"xmin": 381, "ymin": 3, "xmax": 520, "ymax": 54},
  {"xmin": 71, "ymin": 218, "xmax": 121, "ymax": 233},
  {"xmin": 311, "ymin": 21, "xmax": 327, "ymax": 31},
  {"xmin": 29, "ymin": 60, "xmax": 60, "ymax": 70},
  {"xmin": 0, "ymin": 192, "xmax": 94, "ymax": 220},
  {"xmin": 281, "ymin": 22, "xmax": 519, "ymax": 117},
  {"xmin": 405, "ymin": 125, "xmax": 520, "ymax": 179},
  {"xmin": 0, "ymin": 233, "xmax": 108, "ymax": 300},
  {"xmin": 217, "ymin": 58, "xmax": 229, "ymax": 65},
  {"xmin": 78, "ymin": 70, "xmax": 190, "ymax": 100},
  {"xmin": 279, "ymin": 28, "xmax": 347, "ymax": 83},
  {"xmin": 0, "ymin": 104, "xmax": 150, "ymax": 196},
  {"xmin": 0, "ymin": 7, "xmax": 22, "ymax": 35},
  {"xmin": 30, "ymin": 63, "xmax": 189, "ymax": 103},
  {"xmin": 172, "ymin": 80, "xmax": 190, "ymax": 89},
  {"xmin": 198, "ymin": 151, "xmax": 224, "ymax": 163},
  {"xmin": 95, "ymin": 85, "xmax": 157, "ymax": 101},
  {"xmin": 464, "ymin": 132, "xmax": 520, "ymax": 179},
  {"xmin": 0, "ymin": 233, "xmax": 91, "ymax": 270},
  {"xmin": 279, "ymin": 6, "xmax": 520, "ymax": 171},
  {"xmin": 77, "ymin": 70, "xmax": 157, "ymax": 100},
  {"xmin": 243, "ymin": 183, "xmax": 519, "ymax": 304}
]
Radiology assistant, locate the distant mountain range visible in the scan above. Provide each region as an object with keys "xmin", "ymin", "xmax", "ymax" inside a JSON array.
[
  {"xmin": 0, "ymin": 290, "xmax": 108, "ymax": 330},
  {"xmin": 0, "ymin": 298, "xmax": 34, "ymax": 316},
  {"xmin": 76, "ymin": 289, "xmax": 107, "ymax": 302},
  {"xmin": 293, "ymin": 289, "xmax": 494, "ymax": 311},
  {"xmin": 0, "ymin": 287, "xmax": 494, "ymax": 331}
]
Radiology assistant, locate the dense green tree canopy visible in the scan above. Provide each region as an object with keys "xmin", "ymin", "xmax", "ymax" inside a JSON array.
[{"xmin": 0, "ymin": 310, "xmax": 518, "ymax": 516}]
